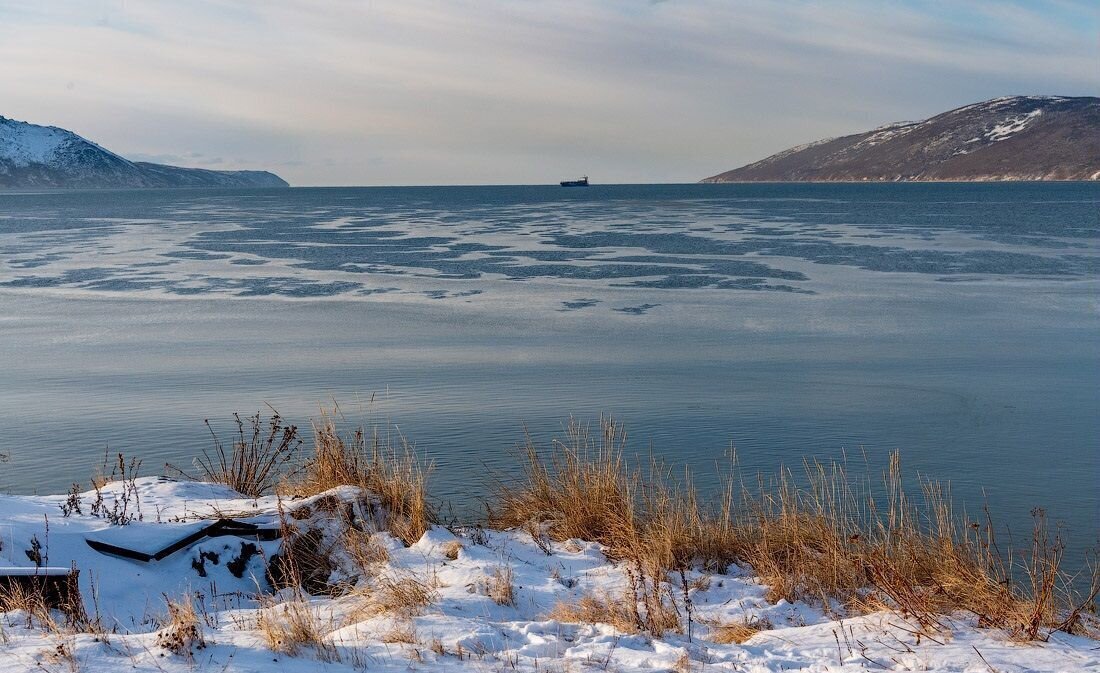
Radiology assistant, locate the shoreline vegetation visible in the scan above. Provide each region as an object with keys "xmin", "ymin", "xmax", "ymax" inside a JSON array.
[{"xmin": 1, "ymin": 408, "xmax": 1097, "ymax": 671}]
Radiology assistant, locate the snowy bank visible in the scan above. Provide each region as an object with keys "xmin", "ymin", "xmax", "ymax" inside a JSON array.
[{"xmin": 0, "ymin": 477, "xmax": 1096, "ymax": 672}]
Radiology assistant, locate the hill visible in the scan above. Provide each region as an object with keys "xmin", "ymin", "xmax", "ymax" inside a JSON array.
[
  {"xmin": 703, "ymin": 96, "xmax": 1100, "ymax": 183},
  {"xmin": 0, "ymin": 115, "xmax": 288, "ymax": 189}
]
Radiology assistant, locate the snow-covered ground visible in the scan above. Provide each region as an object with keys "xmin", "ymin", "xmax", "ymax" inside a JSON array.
[{"xmin": 0, "ymin": 477, "xmax": 1096, "ymax": 672}]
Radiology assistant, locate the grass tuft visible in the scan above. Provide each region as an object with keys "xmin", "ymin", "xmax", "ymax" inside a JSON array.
[
  {"xmin": 549, "ymin": 591, "xmax": 639, "ymax": 633},
  {"xmin": 491, "ymin": 416, "xmax": 634, "ymax": 547},
  {"xmin": 296, "ymin": 412, "xmax": 435, "ymax": 545},
  {"xmin": 257, "ymin": 596, "xmax": 340, "ymax": 661},
  {"xmin": 705, "ymin": 615, "xmax": 772, "ymax": 644},
  {"xmin": 155, "ymin": 594, "xmax": 206, "ymax": 656},
  {"xmin": 487, "ymin": 567, "xmax": 515, "ymax": 607}
]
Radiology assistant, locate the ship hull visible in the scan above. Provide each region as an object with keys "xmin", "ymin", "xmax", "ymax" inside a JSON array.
[{"xmin": 560, "ymin": 178, "xmax": 589, "ymax": 187}]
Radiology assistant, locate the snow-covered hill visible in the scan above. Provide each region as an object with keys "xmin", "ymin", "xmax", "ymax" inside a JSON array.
[
  {"xmin": 0, "ymin": 116, "xmax": 288, "ymax": 189},
  {"xmin": 703, "ymin": 96, "xmax": 1100, "ymax": 182}
]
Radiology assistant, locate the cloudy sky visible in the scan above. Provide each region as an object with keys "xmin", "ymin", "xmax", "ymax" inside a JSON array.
[{"xmin": 1, "ymin": 1, "xmax": 1096, "ymax": 185}]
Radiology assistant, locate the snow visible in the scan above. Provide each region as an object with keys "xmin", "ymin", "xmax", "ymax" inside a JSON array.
[
  {"xmin": 986, "ymin": 109, "xmax": 1043, "ymax": 142},
  {"xmin": 0, "ymin": 115, "xmax": 133, "ymax": 168},
  {"xmin": 944, "ymin": 97, "xmax": 1017, "ymax": 116},
  {"xmin": 0, "ymin": 117, "xmax": 73, "ymax": 167},
  {"xmin": 752, "ymin": 136, "xmax": 837, "ymax": 165},
  {"xmin": 852, "ymin": 121, "xmax": 919, "ymax": 149},
  {"xmin": 1, "ymin": 477, "xmax": 1097, "ymax": 672}
]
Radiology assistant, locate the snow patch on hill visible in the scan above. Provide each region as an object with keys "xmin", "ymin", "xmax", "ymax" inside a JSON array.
[
  {"xmin": 852, "ymin": 120, "xmax": 919, "ymax": 149},
  {"xmin": 987, "ymin": 108, "xmax": 1043, "ymax": 142}
]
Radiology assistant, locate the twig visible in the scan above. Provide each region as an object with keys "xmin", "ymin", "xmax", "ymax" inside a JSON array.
[{"xmin": 972, "ymin": 645, "xmax": 999, "ymax": 673}]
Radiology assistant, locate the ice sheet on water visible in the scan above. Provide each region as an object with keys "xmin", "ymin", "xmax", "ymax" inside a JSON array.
[{"xmin": 0, "ymin": 185, "xmax": 1096, "ymax": 311}]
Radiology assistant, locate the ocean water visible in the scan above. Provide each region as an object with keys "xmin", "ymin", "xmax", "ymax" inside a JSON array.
[{"xmin": 0, "ymin": 183, "xmax": 1097, "ymax": 562}]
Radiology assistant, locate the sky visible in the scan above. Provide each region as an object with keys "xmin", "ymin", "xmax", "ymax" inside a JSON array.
[{"xmin": 0, "ymin": 1, "xmax": 1096, "ymax": 186}]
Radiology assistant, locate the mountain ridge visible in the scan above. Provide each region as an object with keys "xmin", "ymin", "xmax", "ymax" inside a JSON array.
[
  {"xmin": 702, "ymin": 96, "xmax": 1100, "ymax": 183},
  {"xmin": 0, "ymin": 115, "xmax": 288, "ymax": 189}
]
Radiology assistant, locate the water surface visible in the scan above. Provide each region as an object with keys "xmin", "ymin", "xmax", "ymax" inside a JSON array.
[{"xmin": 0, "ymin": 183, "xmax": 1096, "ymax": 563}]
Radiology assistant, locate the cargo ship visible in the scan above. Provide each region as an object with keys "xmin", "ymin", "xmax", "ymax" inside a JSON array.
[{"xmin": 560, "ymin": 176, "xmax": 589, "ymax": 187}]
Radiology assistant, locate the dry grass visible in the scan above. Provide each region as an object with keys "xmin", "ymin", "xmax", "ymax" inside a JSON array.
[
  {"xmin": 0, "ymin": 582, "xmax": 59, "ymax": 631},
  {"xmin": 346, "ymin": 529, "xmax": 391, "ymax": 569},
  {"xmin": 549, "ymin": 591, "xmax": 639, "ymax": 633},
  {"xmin": 267, "ymin": 515, "xmax": 338, "ymax": 596},
  {"xmin": 673, "ymin": 651, "xmax": 692, "ymax": 673},
  {"xmin": 687, "ymin": 575, "xmax": 711, "ymax": 592},
  {"xmin": 492, "ymin": 418, "xmax": 722, "ymax": 636},
  {"xmin": 736, "ymin": 456, "xmax": 1100, "ymax": 640},
  {"xmin": 257, "ymin": 597, "xmax": 339, "ymax": 661},
  {"xmin": 168, "ymin": 407, "xmax": 438, "ymax": 607},
  {"xmin": 0, "ymin": 571, "xmax": 90, "ymax": 633},
  {"xmin": 705, "ymin": 616, "xmax": 772, "ymax": 644},
  {"xmin": 491, "ymin": 418, "xmax": 1100, "ymax": 641},
  {"xmin": 295, "ymin": 412, "xmax": 435, "ymax": 545},
  {"xmin": 441, "ymin": 540, "xmax": 463, "ymax": 561},
  {"xmin": 40, "ymin": 636, "xmax": 78, "ymax": 673},
  {"xmin": 155, "ymin": 594, "xmax": 206, "ymax": 655},
  {"xmin": 54, "ymin": 407, "xmax": 1095, "ymax": 648},
  {"xmin": 491, "ymin": 417, "xmax": 635, "ymax": 546},
  {"xmin": 355, "ymin": 575, "xmax": 437, "ymax": 619},
  {"xmin": 487, "ymin": 567, "xmax": 515, "ymax": 607},
  {"xmin": 380, "ymin": 621, "xmax": 418, "ymax": 644}
]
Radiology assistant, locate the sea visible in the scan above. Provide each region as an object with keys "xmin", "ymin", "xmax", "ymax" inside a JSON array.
[{"xmin": 0, "ymin": 182, "xmax": 1097, "ymax": 565}]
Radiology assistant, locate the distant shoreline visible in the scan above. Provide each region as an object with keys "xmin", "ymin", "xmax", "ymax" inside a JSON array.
[{"xmin": 3, "ymin": 179, "xmax": 1098, "ymax": 192}]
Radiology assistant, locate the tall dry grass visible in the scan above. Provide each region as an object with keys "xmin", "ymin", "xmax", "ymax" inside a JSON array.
[
  {"xmin": 293, "ymin": 413, "xmax": 435, "ymax": 545},
  {"xmin": 491, "ymin": 417, "xmax": 636, "ymax": 546},
  {"xmin": 490, "ymin": 417, "xmax": 1099, "ymax": 640}
]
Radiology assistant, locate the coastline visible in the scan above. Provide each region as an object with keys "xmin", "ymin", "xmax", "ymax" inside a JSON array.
[{"xmin": 0, "ymin": 424, "xmax": 1097, "ymax": 672}]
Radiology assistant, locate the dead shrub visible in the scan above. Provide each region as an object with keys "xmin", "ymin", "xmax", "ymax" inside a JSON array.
[
  {"xmin": 171, "ymin": 410, "xmax": 302, "ymax": 497},
  {"xmin": 155, "ymin": 594, "xmax": 206, "ymax": 655}
]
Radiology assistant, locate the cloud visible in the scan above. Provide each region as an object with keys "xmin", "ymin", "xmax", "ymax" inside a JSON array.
[{"xmin": 0, "ymin": 0, "xmax": 1095, "ymax": 185}]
